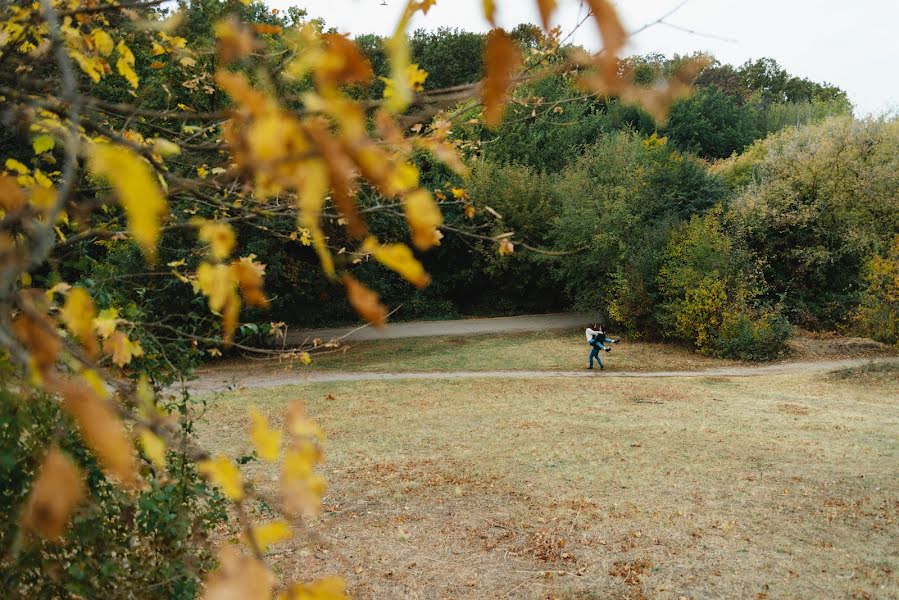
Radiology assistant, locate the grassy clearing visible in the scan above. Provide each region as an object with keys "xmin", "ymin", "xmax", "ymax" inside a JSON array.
[
  {"xmin": 307, "ymin": 330, "xmax": 735, "ymax": 372},
  {"xmin": 196, "ymin": 369, "xmax": 899, "ymax": 599}
]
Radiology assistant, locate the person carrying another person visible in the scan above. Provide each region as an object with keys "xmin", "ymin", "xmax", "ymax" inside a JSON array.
[{"xmin": 585, "ymin": 323, "xmax": 619, "ymax": 370}]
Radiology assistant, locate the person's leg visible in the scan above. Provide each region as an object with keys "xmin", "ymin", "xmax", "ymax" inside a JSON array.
[{"xmin": 589, "ymin": 346, "xmax": 599, "ymax": 368}]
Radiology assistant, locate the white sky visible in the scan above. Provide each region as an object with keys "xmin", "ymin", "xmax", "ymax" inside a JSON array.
[{"xmin": 270, "ymin": 0, "xmax": 899, "ymax": 116}]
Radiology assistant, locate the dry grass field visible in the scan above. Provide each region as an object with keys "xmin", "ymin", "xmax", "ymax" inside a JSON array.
[{"xmin": 195, "ymin": 360, "xmax": 898, "ymax": 599}]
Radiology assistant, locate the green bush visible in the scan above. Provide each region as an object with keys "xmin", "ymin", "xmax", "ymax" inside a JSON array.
[
  {"xmin": 714, "ymin": 309, "xmax": 792, "ymax": 361},
  {"xmin": 854, "ymin": 236, "xmax": 899, "ymax": 347},
  {"xmin": 0, "ymin": 385, "xmax": 227, "ymax": 598}
]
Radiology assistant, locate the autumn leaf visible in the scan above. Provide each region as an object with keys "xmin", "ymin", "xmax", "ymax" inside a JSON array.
[
  {"xmin": 138, "ymin": 427, "xmax": 167, "ymax": 468},
  {"xmin": 93, "ymin": 307, "xmax": 119, "ymax": 339},
  {"xmin": 21, "ymin": 447, "xmax": 85, "ymax": 539},
  {"xmin": 52, "ymin": 376, "xmax": 137, "ymax": 487},
  {"xmin": 342, "ymin": 274, "xmax": 387, "ymax": 328},
  {"xmin": 382, "ymin": 1, "xmax": 417, "ymax": 113},
  {"xmin": 62, "ymin": 287, "xmax": 98, "ymax": 358},
  {"xmin": 232, "ymin": 256, "xmax": 270, "ymax": 308},
  {"xmin": 537, "ymin": 0, "xmax": 557, "ymax": 31},
  {"xmin": 88, "ymin": 143, "xmax": 168, "ymax": 261},
  {"xmin": 586, "ymin": 0, "xmax": 627, "ymax": 54},
  {"xmin": 0, "ymin": 174, "xmax": 25, "ymax": 211},
  {"xmin": 32, "ymin": 135, "xmax": 55, "ymax": 155},
  {"xmin": 482, "ymin": 29, "xmax": 522, "ymax": 127},
  {"xmin": 320, "ymin": 33, "xmax": 373, "ymax": 86},
  {"xmin": 285, "ymin": 401, "xmax": 324, "ymax": 441},
  {"xmin": 91, "ymin": 29, "xmax": 114, "ymax": 57},
  {"xmin": 482, "ymin": 0, "xmax": 497, "ymax": 25},
  {"xmin": 249, "ymin": 406, "xmax": 282, "ymax": 461},
  {"xmin": 362, "ymin": 236, "xmax": 431, "ymax": 288},
  {"xmin": 278, "ymin": 578, "xmax": 349, "ymax": 600},
  {"xmin": 403, "ymin": 189, "xmax": 443, "ymax": 251},
  {"xmin": 13, "ymin": 311, "xmax": 61, "ymax": 376},
  {"xmin": 198, "ymin": 220, "xmax": 236, "ymax": 260},
  {"xmin": 116, "ymin": 40, "xmax": 139, "ymax": 88},
  {"xmin": 214, "ymin": 16, "xmax": 256, "ymax": 65},
  {"xmin": 296, "ymin": 159, "xmax": 334, "ymax": 277},
  {"xmin": 198, "ymin": 455, "xmax": 244, "ymax": 501},
  {"xmin": 103, "ymin": 330, "xmax": 144, "ymax": 367},
  {"xmin": 246, "ymin": 520, "xmax": 291, "ymax": 553},
  {"xmin": 203, "ymin": 545, "xmax": 274, "ymax": 600},
  {"xmin": 498, "ymin": 237, "xmax": 515, "ymax": 255},
  {"xmin": 281, "ymin": 446, "xmax": 326, "ymax": 518}
]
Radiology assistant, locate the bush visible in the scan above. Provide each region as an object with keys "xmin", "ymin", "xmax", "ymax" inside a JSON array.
[
  {"xmin": 657, "ymin": 212, "xmax": 790, "ymax": 360},
  {"xmin": 714, "ymin": 309, "xmax": 792, "ymax": 361},
  {"xmin": 854, "ymin": 236, "xmax": 899, "ymax": 347},
  {"xmin": 0, "ymin": 385, "xmax": 227, "ymax": 598}
]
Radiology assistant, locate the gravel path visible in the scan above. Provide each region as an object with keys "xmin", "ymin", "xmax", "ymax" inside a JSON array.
[
  {"xmin": 189, "ymin": 357, "xmax": 899, "ymax": 394},
  {"xmin": 285, "ymin": 312, "xmax": 593, "ymax": 343}
]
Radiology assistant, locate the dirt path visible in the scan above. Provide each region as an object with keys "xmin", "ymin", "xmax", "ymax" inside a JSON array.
[
  {"xmin": 189, "ymin": 356, "xmax": 899, "ymax": 393},
  {"xmin": 285, "ymin": 312, "xmax": 592, "ymax": 344}
]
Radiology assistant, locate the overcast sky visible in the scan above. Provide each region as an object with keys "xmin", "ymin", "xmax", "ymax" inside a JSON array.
[{"xmin": 270, "ymin": 0, "xmax": 899, "ymax": 116}]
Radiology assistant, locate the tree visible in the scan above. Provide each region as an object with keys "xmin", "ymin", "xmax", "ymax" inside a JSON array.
[
  {"xmin": 0, "ymin": 0, "xmax": 698, "ymax": 596},
  {"xmin": 664, "ymin": 86, "xmax": 762, "ymax": 159}
]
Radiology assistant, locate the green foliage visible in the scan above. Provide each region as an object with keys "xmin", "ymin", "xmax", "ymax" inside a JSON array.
[
  {"xmin": 664, "ymin": 86, "xmax": 762, "ymax": 159},
  {"xmin": 0, "ymin": 386, "xmax": 227, "ymax": 598},
  {"xmin": 656, "ymin": 212, "xmax": 790, "ymax": 360},
  {"xmin": 854, "ymin": 236, "xmax": 899, "ymax": 347},
  {"xmin": 548, "ymin": 132, "xmax": 726, "ymax": 321},
  {"xmin": 720, "ymin": 117, "xmax": 899, "ymax": 328}
]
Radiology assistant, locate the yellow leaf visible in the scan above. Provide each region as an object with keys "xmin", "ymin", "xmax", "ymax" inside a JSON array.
[
  {"xmin": 296, "ymin": 159, "xmax": 334, "ymax": 277},
  {"xmin": 382, "ymin": 1, "xmax": 416, "ymax": 113},
  {"xmin": 152, "ymin": 138, "xmax": 181, "ymax": 157},
  {"xmin": 403, "ymin": 189, "xmax": 443, "ymax": 251},
  {"xmin": 116, "ymin": 40, "xmax": 139, "ymax": 88},
  {"xmin": 362, "ymin": 236, "xmax": 431, "ymax": 288},
  {"xmin": 281, "ymin": 446, "xmax": 326, "ymax": 518},
  {"xmin": 342, "ymin": 274, "xmax": 387, "ymax": 328},
  {"xmin": 62, "ymin": 287, "xmax": 98, "ymax": 358},
  {"xmin": 103, "ymin": 330, "xmax": 144, "ymax": 367},
  {"xmin": 247, "ymin": 520, "xmax": 291, "ymax": 553},
  {"xmin": 88, "ymin": 143, "xmax": 168, "ymax": 260},
  {"xmin": 93, "ymin": 307, "xmax": 119, "ymax": 338},
  {"xmin": 32, "ymin": 135, "xmax": 55, "ymax": 155},
  {"xmin": 498, "ymin": 237, "xmax": 515, "ymax": 255},
  {"xmin": 482, "ymin": 0, "xmax": 496, "ymax": 25},
  {"xmin": 232, "ymin": 256, "xmax": 269, "ymax": 308},
  {"xmin": 198, "ymin": 220, "xmax": 235, "ymax": 260},
  {"xmin": 196, "ymin": 262, "xmax": 234, "ymax": 312},
  {"xmin": 249, "ymin": 406, "xmax": 282, "ymax": 461},
  {"xmin": 537, "ymin": 0, "xmax": 557, "ymax": 31},
  {"xmin": 203, "ymin": 545, "xmax": 274, "ymax": 600},
  {"xmin": 138, "ymin": 428, "xmax": 167, "ymax": 468},
  {"xmin": 482, "ymin": 29, "xmax": 522, "ymax": 127},
  {"xmin": 299, "ymin": 351, "xmax": 311, "ymax": 365},
  {"xmin": 21, "ymin": 447, "xmax": 85, "ymax": 539},
  {"xmin": 285, "ymin": 401, "xmax": 324, "ymax": 440},
  {"xmin": 198, "ymin": 455, "xmax": 244, "ymax": 501},
  {"xmin": 52, "ymin": 376, "xmax": 137, "ymax": 487},
  {"xmin": 151, "ymin": 41, "xmax": 166, "ymax": 56},
  {"xmin": 91, "ymin": 29, "xmax": 114, "ymax": 56},
  {"xmin": 81, "ymin": 368, "xmax": 109, "ymax": 400},
  {"xmin": 586, "ymin": 0, "xmax": 627, "ymax": 53},
  {"xmin": 278, "ymin": 578, "xmax": 349, "ymax": 600},
  {"xmin": 5, "ymin": 158, "xmax": 28, "ymax": 174}
]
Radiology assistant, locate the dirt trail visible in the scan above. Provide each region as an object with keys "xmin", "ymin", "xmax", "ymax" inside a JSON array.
[{"xmin": 189, "ymin": 357, "xmax": 899, "ymax": 394}]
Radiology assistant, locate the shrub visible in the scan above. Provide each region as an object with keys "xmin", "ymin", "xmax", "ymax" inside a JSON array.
[
  {"xmin": 854, "ymin": 236, "xmax": 899, "ymax": 347},
  {"xmin": 714, "ymin": 309, "xmax": 792, "ymax": 361},
  {"xmin": 0, "ymin": 385, "xmax": 227, "ymax": 598}
]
